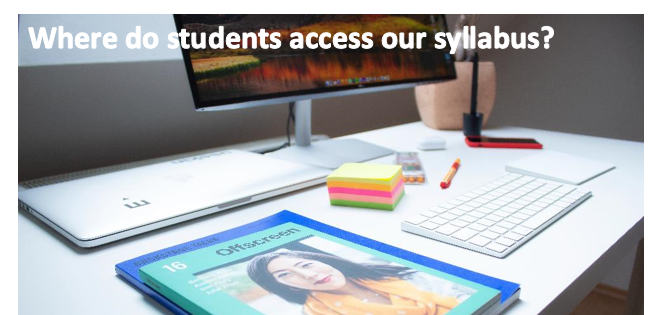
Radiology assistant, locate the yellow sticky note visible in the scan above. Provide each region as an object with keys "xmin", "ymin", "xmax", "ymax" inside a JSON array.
[{"xmin": 327, "ymin": 163, "xmax": 403, "ymax": 185}]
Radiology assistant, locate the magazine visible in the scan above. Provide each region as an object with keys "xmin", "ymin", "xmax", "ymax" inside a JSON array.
[{"xmin": 116, "ymin": 211, "xmax": 520, "ymax": 315}]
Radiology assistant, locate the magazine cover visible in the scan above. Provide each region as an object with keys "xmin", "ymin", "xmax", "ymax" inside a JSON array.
[{"xmin": 139, "ymin": 221, "xmax": 500, "ymax": 315}]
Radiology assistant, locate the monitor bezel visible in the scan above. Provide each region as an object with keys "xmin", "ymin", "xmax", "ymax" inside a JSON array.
[{"xmin": 174, "ymin": 14, "xmax": 456, "ymax": 111}]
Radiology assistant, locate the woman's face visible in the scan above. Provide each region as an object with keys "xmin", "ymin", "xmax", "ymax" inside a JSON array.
[{"xmin": 267, "ymin": 256, "xmax": 347, "ymax": 291}]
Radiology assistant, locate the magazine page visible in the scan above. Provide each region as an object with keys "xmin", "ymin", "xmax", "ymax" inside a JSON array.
[{"xmin": 139, "ymin": 222, "xmax": 500, "ymax": 315}]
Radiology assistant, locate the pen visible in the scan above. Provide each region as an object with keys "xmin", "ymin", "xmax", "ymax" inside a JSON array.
[{"xmin": 440, "ymin": 158, "xmax": 461, "ymax": 189}]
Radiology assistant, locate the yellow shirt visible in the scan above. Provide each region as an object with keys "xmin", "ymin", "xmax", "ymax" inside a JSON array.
[{"xmin": 303, "ymin": 278, "xmax": 459, "ymax": 315}]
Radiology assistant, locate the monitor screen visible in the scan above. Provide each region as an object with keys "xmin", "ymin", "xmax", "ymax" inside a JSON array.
[{"xmin": 175, "ymin": 15, "xmax": 455, "ymax": 110}]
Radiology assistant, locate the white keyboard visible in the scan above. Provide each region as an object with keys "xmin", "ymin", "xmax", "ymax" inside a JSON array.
[{"xmin": 401, "ymin": 173, "xmax": 592, "ymax": 258}]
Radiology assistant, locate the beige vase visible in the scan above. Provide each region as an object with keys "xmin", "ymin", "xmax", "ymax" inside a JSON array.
[{"xmin": 415, "ymin": 61, "xmax": 496, "ymax": 130}]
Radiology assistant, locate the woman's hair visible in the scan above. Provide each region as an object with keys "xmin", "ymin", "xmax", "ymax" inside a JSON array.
[{"xmin": 247, "ymin": 250, "xmax": 414, "ymax": 304}]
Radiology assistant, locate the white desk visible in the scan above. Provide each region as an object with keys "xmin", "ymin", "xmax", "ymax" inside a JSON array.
[{"xmin": 18, "ymin": 122, "xmax": 644, "ymax": 314}]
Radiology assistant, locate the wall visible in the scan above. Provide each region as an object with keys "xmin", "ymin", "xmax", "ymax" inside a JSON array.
[{"xmin": 473, "ymin": 14, "xmax": 644, "ymax": 142}]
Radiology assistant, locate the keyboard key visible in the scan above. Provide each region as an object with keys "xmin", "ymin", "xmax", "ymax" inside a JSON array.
[
  {"xmin": 486, "ymin": 242, "xmax": 508, "ymax": 253},
  {"xmin": 448, "ymin": 199, "xmax": 464, "ymax": 206},
  {"xmin": 527, "ymin": 205, "xmax": 544, "ymax": 212},
  {"xmin": 420, "ymin": 222, "xmax": 439, "ymax": 230},
  {"xmin": 439, "ymin": 203, "xmax": 456, "ymax": 210},
  {"xmin": 540, "ymin": 196, "xmax": 557, "ymax": 203},
  {"xmin": 449, "ymin": 209, "xmax": 467, "ymax": 216},
  {"xmin": 470, "ymin": 211, "xmax": 487, "ymax": 218},
  {"xmin": 482, "ymin": 194, "xmax": 498, "ymax": 201},
  {"xmin": 499, "ymin": 206, "xmax": 517, "ymax": 214},
  {"xmin": 498, "ymin": 196, "xmax": 515, "ymax": 203},
  {"xmin": 493, "ymin": 210, "xmax": 511, "ymax": 218},
  {"xmin": 472, "ymin": 188, "xmax": 488, "ymax": 195},
  {"xmin": 503, "ymin": 231, "xmax": 524, "ymax": 241},
  {"xmin": 457, "ymin": 205, "xmax": 475, "ymax": 212},
  {"xmin": 549, "ymin": 191, "xmax": 566, "ymax": 197},
  {"xmin": 505, "ymin": 217, "xmax": 523, "ymax": 225},
  {"xmin": 490, "ymin": 199, "xmax": 508, "ymax": 209},
  {"xmin": 484, "ymin": 183, "xmax": 501, "ymax": 190},
  {"xmin": 468, "ymin": 223, "xmax": 488, "ymax": 232},
  {"xmin": 419, "ymin": 210, "xmax": 438, "ymax": 218},
  {"xmin": 514, "ymin": 199, "xmax": 532, "ymax": 206},
  {"xmin": 484, "ymin": 202, "xmax": 502, "ymax": 210},
  {"xmin": 520, "ymin": 196, "xmax": 537, "ymax": 202},
  {"xmin": 435, "ymin": 224, "xmax": 460, "ymax": 235},
  {"xmin": 450, "ymin": 220, "xmax": 470, "ymax": 228},
  {"xmin": 486, "ymin": 214, "xmax": 505, "ymax": 222},
  {"xmin": 477, "ymin": 207, "xmax": 495, "ymax": 214},
  {"xmin": 440, "ymin": 213, "xmax": 458, "ymax": 221},
  {"xmin": 480, "ymin": 230, "xmax": 500, "ymax": 239},
  {"xmin": 463, "ymin": 192, "xmax": 479, "ymax": 199},
  {"xmin": 489, "ymin": 191, "xmax": 505, "ymax": 197},
  {"xmin": 494, "ymin": 237, "xmax": 516, "ymax": 247},
  {"xmin": 507, "ymin": 192, "xmax": 523, "ymax": 199},
  {"xmin": 460, "ymin": 215, "xmax": 478, "ymax": 223},
  {"xmin": 508, "ymin": 203, "xmax": 524, "ymax": 210},
  {"xmin": 511, "ymin": 213, "xmax": 531, "ymax": 220},
  {"xmin": 527, "ymin": 192, "xmax": 544, "ymax": 199},
  {"xmin": 405, "ymin": 215, "xmax": 428, "ymax": 225},
  {"xmin": 477, "ymin": 218, "xmax": 497, "ymax": 226},
  {"xmin": 496, "ymin": 221, "xmax": 515, "ymax": 229},
  {"xmin": 468, "ymin": 235, "xmax": 492, "ymax": 247},
  {"xmin": 429, "ymin": 207, "xmax": 447, "ymax": 214},
  {"xmin": 512, "ymin": 226, "xmax": 533, "ymax": 236},
  {"xmin": 466, "ymin": 201, "xmax": 482, "ymax": 208},
  {"xmin": 519, "ymin": 209, "xmax": 536, "ymax": 216},
  {"xmin": 451, "ymin": 229, "xmax": 478, "ymax": 241},
  {"xmin": 474, "ymin": 197, "xmax": 490, "ymax": 204},
  {"xmin": 429, "ymin": 217, "xmax": 449, "ymax": 225},
  {"xmin": 493, "ymin": 188, "xmax": 510, "ymax": 195},
  {"xmin": 532, "ymin": 201, "xmax": 550, "ymax": 208},
  {"xmin": 489, "ymin": 226, "xmax": 508, "ymax": 234},
  {"xmin": 456, "ymin": 196, "xmax": 472, "ymax": 202},
  {"xmin": 521, "ymin": 205, "xmax": 565, "ymax": 229}
]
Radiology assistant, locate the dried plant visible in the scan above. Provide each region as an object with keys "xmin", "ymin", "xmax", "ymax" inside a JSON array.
[{"xmin": 453, "ymin": 14, "xmax": 480, "ymax": 62}]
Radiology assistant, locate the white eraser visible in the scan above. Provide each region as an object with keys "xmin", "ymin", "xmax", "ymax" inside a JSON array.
[{"xmin": 416, "ymin": 136, "xmax": 446, "ymax": 150}]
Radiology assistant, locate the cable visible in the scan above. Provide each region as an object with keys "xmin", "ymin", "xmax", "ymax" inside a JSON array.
[
  {"xmin": 272, "ymin": 102, "xmax": 296, "ymax": 152},
  {"xmin": 286, "ymin": 102, "xmax": 296, "ymax": 146}
]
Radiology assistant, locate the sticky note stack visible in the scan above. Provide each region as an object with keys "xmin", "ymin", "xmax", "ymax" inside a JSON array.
[{"xmin": 327, "ymin": 163, "xmax": 405, "ymax": 211}]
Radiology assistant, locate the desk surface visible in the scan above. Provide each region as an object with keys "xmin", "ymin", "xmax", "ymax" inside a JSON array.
[{"xmin": 18, "ymin": 122, "xmax": 644, "ymax": 315}]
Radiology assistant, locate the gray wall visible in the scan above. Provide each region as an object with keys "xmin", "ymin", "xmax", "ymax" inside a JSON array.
[
  {"xmin": 18, "ymin": 60, "xmax": 420, "ymax": 181},
  {"xmin": 473, "ymin": 15, "xmax": 644, "ymax": 142}
]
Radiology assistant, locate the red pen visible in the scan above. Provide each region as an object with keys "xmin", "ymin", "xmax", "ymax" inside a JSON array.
[{"xmin": 440, "ymin": 158, "xmax": 461, "ymax": 189}]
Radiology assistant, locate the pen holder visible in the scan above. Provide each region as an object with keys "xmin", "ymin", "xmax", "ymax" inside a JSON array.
[
  {"xmin": 463, "ymin": 113, "xmax": 483, "ymax": 136},
  {"xmin": 415, "ymin": 62, "xmax": 496, "ymax": 130}
]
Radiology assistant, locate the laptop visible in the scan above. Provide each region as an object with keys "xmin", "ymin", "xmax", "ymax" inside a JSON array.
[{"xmin": 18, "ymin": 150, "xmax": 330, "ymax": 247}]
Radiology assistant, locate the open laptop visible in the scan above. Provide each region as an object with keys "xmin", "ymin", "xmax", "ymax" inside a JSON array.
[{"xmin": 18, "ymin": 150, "xmax": 330, "ymax": 247}]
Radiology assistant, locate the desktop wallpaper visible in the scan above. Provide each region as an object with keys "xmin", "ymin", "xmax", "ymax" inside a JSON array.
[{"xmin": 179, "ymin": 14, "xmax": 454, "ymax": 104}]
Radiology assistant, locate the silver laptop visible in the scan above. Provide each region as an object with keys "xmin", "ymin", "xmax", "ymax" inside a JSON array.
[{"xmin": 18, "ymin": 150, "xmax": 330, "ymax": 247}]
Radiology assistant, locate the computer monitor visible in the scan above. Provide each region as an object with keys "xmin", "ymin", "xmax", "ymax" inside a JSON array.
[{"xmin": 174, "ymin": 14, "xmax": 456, "ymax": 168}]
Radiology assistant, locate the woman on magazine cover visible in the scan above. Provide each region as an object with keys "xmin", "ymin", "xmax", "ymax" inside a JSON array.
[{"xmin": 247, "ymin": 251, "xmax": 472, "ymax": 315}]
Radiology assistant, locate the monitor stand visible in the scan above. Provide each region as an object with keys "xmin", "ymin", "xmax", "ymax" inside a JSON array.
[{"xmin": 267, "ymin": 100, "xmax": 395, "ymax": 169}]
